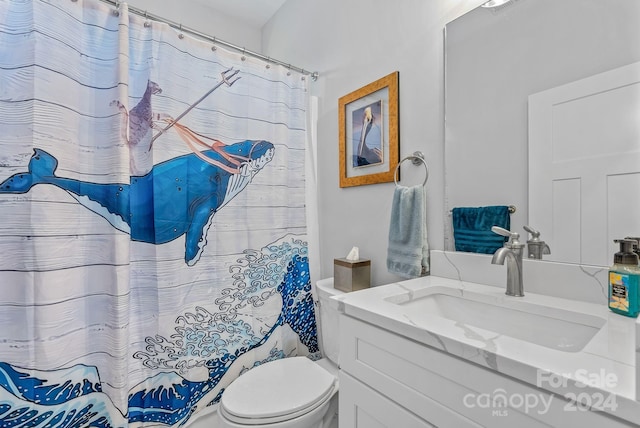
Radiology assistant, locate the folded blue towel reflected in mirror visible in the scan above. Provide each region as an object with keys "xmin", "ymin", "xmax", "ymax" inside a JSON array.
[{"xmin": 452, "ymin": 206, "xmax": 511, "ymax": 254}]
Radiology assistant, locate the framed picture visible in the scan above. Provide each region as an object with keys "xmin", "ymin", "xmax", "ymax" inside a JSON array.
[{"xmin": 338, "ymin": 71, "xmax": 399, "ymax": 187}]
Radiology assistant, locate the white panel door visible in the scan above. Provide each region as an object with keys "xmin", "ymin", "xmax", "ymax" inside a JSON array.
[{"xmin": 529, "ymin": 61, "xmax": 640, "ymax": 266}]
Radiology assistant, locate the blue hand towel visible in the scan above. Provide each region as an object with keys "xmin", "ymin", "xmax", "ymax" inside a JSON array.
[
  {"xmin": 387, "ymin": 185, "xmax": 429, "ymax": 278},
  {"xmin": 451, "ymin": 205, "xmax": 510, "ymax": 254}
]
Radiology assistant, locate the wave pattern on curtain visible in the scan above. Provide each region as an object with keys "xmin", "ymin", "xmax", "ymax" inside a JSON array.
[{"xmin": 0, "ymin": 0, "xmax": 315, "ymax": 426}]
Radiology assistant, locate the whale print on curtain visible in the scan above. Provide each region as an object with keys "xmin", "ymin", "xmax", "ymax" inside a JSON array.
[{"xmin": 0, "ymin": 0, "xmax": 316, "ymax": 426}]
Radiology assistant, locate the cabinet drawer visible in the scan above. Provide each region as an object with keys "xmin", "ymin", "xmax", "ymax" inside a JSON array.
[
  {"xmin": 340, "ymin": 372, "xmax": 434, "ymax": 428},
  {"xmin": 339, "ymin": 315, "xmax": 633, "ymax": 427}
]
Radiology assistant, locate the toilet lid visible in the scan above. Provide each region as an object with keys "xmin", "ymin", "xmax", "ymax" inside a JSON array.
[{"xmin": 220, "ymin": 356, "xmax": 336, "ymax": 423}]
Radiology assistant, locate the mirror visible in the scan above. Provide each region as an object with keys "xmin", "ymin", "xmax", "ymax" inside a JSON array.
[{"xmin": 444, "ymin": 0, "xmax": 640, "ymax": 266}]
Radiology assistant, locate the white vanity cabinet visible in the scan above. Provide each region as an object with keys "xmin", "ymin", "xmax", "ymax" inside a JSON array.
[{"xmin": 338, "ymin": 314, "xmax": 636, "ymax": 428}]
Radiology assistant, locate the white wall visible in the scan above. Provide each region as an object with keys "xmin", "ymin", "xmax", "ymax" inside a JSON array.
[
  {"xmin": 125, "ymin": 0, "xmax": 261, "ymax": 52},
  {"xmin": 262, "ymin": 0, "xmax": 485, "ymax": 286}
]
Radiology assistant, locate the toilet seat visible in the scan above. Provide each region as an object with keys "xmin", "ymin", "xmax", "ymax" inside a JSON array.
[{"xmin": 219, "ymin": 357, "xmax": 336, "ymax": 425}]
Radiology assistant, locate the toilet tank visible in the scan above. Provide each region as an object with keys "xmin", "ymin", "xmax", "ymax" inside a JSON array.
[{"xmin": 315, "ymin": 279, "xmax": 344, "ymax": 365}]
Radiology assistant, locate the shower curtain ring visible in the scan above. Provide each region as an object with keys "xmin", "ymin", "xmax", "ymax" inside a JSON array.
[
  {"xmin": 178, "ymin": 24, "xmax": 184, "ymax": 39},
  {"xmin": 265, "ymin": 58, "xmax": 271, "ymax": 69},
  {"xmin": 211, "ymin": 37, "xmax": 217, "ymax": 51},
  {"xmin": 113, "ymin": 1, "xmax": 120, "ymax": 16},
  {"xmin": 241, "ymin": 48, "xmax": 246, "ymax": 61},
  {"xmin": 144, "ymin": 11, "xmax": 151, "ymax": 27},
  {"xmin": 287, "ymin": 64, "xmax": 291, "ymax": 76}
]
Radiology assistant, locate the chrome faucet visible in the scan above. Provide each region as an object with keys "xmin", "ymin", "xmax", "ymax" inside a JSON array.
[
  {"xmin": 491, "ymin": 226, "xmax": 525, "ymax": 297},
  {"xmin": 523, "ymin": 225, "xmax": 551, "ymax": 260}
]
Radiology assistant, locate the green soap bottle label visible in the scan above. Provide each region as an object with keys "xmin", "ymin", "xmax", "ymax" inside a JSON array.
[{"xmin": 609, "ymin": 271, "xmax": 639, "ymax": 316}]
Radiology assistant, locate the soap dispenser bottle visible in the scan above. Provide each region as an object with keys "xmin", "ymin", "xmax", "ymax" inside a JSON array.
[
  {"xmin": 625, "ymin": 237, "xmax": 640, "ymax": 258},
  {"xmin": 608, "ymin": 239, "xmax": 640, "ymax": 317}
]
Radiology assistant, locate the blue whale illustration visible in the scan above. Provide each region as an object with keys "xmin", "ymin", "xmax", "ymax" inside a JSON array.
[{"xmin": 0, "ymin": 140, "xmax": 275, "ymax": 265}]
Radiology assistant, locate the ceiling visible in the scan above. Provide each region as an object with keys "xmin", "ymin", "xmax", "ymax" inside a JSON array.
[{"xmin": 189, "ymin": 0, "xmax": 288, "ymax": 28}]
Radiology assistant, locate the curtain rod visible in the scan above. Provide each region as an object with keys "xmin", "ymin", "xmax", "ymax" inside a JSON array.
[{"xmin": 94, "ymin": 0, "xmax": 318, "ymax": 81}]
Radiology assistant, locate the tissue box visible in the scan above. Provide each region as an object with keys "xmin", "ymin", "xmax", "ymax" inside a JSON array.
[{"xmin": 334, "ymin": 258, "xmax": 371, "ymax": 292}]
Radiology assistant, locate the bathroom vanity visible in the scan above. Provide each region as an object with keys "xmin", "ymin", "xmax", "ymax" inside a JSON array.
[{"xmin": 332, "ymin": 251, "xmax": 640, "ymax": 427}]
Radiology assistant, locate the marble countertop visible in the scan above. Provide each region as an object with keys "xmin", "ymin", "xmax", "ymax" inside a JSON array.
[{"xmin": 325, "ymin": 276, "xmax": 640, "ymax": 424}]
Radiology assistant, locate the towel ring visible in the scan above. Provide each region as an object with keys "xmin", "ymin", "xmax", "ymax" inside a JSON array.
[{"xmin": 394, "ymin": 151, "xmax": 429, "ymax": 187}]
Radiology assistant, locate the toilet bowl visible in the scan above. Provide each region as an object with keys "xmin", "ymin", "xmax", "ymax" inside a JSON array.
[{"xmin": 217, "ymin": 279, "xmax": 342, "ymax": 428}]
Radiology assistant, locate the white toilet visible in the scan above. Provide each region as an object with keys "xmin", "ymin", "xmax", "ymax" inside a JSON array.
[{"xmin": 217, "ymin": 279, "xmax": 343, "ymax": 428}]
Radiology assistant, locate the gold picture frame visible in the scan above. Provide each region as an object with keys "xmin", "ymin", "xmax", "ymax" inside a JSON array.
[{"xmin": 338, "ymin": 71, "xmax": 399, "ymax": 188}]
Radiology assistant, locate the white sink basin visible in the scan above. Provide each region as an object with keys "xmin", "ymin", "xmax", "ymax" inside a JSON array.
[{"xmin": 384, "ymin": 287, "xmax": 605, "ymax": 352}]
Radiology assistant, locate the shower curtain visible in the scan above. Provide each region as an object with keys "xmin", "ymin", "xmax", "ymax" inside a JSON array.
[{"xmin": 0, "ymin": 1, "xmax": 317, "ymax": 426}]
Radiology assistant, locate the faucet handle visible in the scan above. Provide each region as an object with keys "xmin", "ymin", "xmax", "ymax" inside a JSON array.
[
  {"xmin": 491, "ymin": 226, "xmax": 522, "ymax": 248},
  {"xmin": 523, "ymin": 225, "xmax": 540, "ymax": 239},
  {"xmin": 491, "ymin": 226, "xmax": 517, "ymax": 239},
  {"xmin": 524, "ymin": 225, "xmax": 551, "ymax": 258}
]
